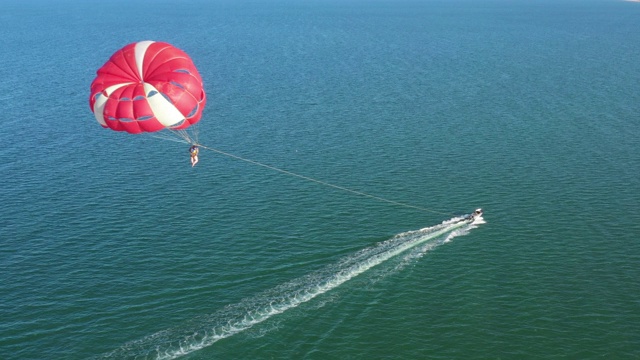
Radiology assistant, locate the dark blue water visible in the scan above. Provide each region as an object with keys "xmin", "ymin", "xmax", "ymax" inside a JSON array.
[{"xmin": 1, "ymin": 0, "xmax": 640, "ymax": 359}]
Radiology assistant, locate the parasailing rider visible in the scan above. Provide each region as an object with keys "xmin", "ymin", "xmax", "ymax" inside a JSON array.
[{"xmin": 190, "ymin": 144, "xmax": 199, "ymax": 167}]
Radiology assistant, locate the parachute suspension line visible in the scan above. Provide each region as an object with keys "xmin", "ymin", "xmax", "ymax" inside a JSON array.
[
  {"xmin": 192, "ymin": 125, "xmax": 200, "ymax": 145},
  {"xmin": 173, "ymin": 123, "xmax": 200, "ymax": 145},
  {"xmin": 198, "ymin": 144, "xmax": 452, "ymax": 216},
  {"xmin": 154, "ymin": 126, "xmax": 199, "ymax": 145},
  {"xmin": 149, "ymin": 125, "xmax": 199, "ymax": 145},
  {"xmin": 169, "ymin": 129, "xmax": 193, "ymax": 144},
  {"xmin": 149, "ymin": 132, "xmax": 190, "ymax": 144}
]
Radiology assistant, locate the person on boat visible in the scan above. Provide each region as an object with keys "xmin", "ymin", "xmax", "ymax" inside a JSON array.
[
  {"xmin": 464, "ymin": 208, "xmax": 483, "ymax": 222},
  {"xmin": 189, "ymin": 145, "xmax": 199, "ymax": 167}
]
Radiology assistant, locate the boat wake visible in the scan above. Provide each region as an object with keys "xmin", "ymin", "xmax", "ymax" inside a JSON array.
[{"xmin": 95, "ymin": 215, "xmax": 482, "ymax": 359}]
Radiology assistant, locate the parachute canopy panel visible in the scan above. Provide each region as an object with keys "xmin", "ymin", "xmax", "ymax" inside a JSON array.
[{"xmin": 89, "ymin": 41, "xmax": 206, "ymax": 134}]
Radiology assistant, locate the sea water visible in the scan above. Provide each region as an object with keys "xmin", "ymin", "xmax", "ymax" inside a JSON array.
[{"xmin": 1, "ymin": 0, "xmax": 639, "ymax": 359}]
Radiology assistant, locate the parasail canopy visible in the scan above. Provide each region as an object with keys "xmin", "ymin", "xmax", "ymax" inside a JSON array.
[{"xmin": 89, "ymin": 41, "xmax": 206, "ymax": 134}]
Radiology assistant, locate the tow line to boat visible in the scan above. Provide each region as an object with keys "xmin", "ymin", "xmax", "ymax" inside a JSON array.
[{"xmin": 196, "ymin": 143, "xmax": 455, "ymax": 216}]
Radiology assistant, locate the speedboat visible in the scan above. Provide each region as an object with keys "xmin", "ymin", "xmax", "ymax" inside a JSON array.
[{"xmin": 465, "ymin": 208, "xmax": 483, "ymax": 222}]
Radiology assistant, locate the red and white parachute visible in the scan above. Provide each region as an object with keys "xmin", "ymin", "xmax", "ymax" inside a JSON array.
[{"xmin": 89, "ymin": 41, "xmax": 206, "ymax": 141}]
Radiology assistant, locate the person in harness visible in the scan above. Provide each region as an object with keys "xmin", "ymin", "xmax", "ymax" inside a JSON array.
[{"xmin": 189, "ymin": 145, "xmax": 200, "ymax": 167}]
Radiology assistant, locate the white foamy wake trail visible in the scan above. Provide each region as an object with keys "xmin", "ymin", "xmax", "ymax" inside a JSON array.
[{"xmin": 96, "ymin": 216, "xmax": 481, "ymax": 359}]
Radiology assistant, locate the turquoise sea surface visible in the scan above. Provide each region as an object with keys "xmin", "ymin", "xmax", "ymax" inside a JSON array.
[{"xmin": 1, "ymin": 0, "xmax": 640, "ymax": 359}]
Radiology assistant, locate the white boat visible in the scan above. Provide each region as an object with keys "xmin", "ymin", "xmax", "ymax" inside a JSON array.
[{"xmin": 465, "ymin": 208, "xmax": 483, "ymax": 222}]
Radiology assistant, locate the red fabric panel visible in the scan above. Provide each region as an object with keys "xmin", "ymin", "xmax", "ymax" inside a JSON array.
[{"xmin": 90, "ymin": 41, "xmax": 206, "ymax": 134}]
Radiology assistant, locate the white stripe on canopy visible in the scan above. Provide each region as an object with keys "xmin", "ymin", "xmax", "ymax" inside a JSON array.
[
  {"xmin": 143, "ymin": 82, "xmax": 185, "ymax": 127},
  {"xmin": 134, "ymin": 41, "xmax": 154, "ymax": 80},
  {"xmin": 92, "ymin": 83, "xmax": 131, "ymax": 126}
]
